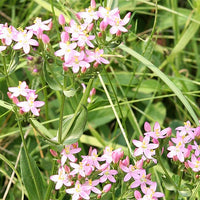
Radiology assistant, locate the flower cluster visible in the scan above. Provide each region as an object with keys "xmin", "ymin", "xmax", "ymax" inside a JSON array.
[
  {"xmin": 7, "ymin": 81, "xmax": 45, "ymax": 116},
  {"xmin": 132, "ymin": 122, "xmax": 171, "ymax": 164},
  {"xmin": 55, "ymin": 0, "xmax": 131, "ymax": 74},
  {"xmin": 50, "ymin": 143, "xmax": 164, "ymax": 200},
  {"xmin": 167, "ymin": 121, "xmax": 200, "ymax": 172},
  {"xmin": 0, "ymin": 18, "xmax": 52, "ymax": 54}
]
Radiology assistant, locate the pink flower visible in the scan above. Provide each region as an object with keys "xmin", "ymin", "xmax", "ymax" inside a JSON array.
[
  {"xmin": 63, "ymin": 51, "xmax": 90, "ymax": 73},
  {"xmin": 26, "ymin": 17, "xmax": 52, "ymax": 37},
  {"xmin": 192, "ymin": 141, "xmax": 200, "ymax": 156},
  {"xmin": 71, "ymin": 32, "xmax": 95, "ymax": 48},
  {"xmin": 176, "ymin": 121, "xmax": 195, "ymax": 140},
  {"xmin": 121, "ymin": 164, "xmax": 140, "ymax": 182},
  {"xmin": 111, "ymin": 148, "xmax": 124, "ymax": 163},
  {"xmin": 17, "ymin": 91, "xmax": 45, "ymax": 116},
  {"xmin": 109, "ymin": 12, "xmax": 131, "ymax": 34},
  {"xmin": 8, "ymin": 81, "xmax": 29, "ymax": 97},
  {"xmin": 60, "ymin": 143, "xmax": 81, "ymax": 165},
  {"xmin": 13, "ymin": 30, "xmax": 39, "ymax": 54},
  {"xmin": 66, "ymin": 180, "xmax": 90, "ymax": 200},
  {"xmin": 70, "ymin": 162, "xmax": 86, "ymax": 177},
  {"xmin": 98, "ymin": 7, "xmax": 119, "ymax": 27},
  {"xmin": 167, "ymin": 139, "xmax": 187, "ymax": 162},
  {"xmin": 82, "ymin": 148, "xmax": 101, "ymax": 169},
  {"xmin": 77, "ymin": 0, "xmax": 99, "ymax": 24},
  {"xmin": 50, "ymin": 166, "xmax": 72, "ymax": 190},
  {"xmin": 65, "ymin": 19, "xmax": 86, "ymax": 39},
  {"xmin": 99, "ymin": 146, "xmax": 113, "ymax": 164},
  {"xmin": 99, "ymin": 166, "xmax": 118, "ymax": 183},
  {"xmin": 0, "ymin": 25, "xmax": 18, "ymax": 45},
  {"xmin": 132, "ymin": 135, "xmax": 159, "ymax": 160},
  {"xmin": 141, "ymin": 182, "xmax": 164, "ymax": 199},
  {"xmin": 83, "ymin": 179, "xmax": 101, "ymax": 195},
  {"xmin": 130, "ymin": 169, "xmax": 153, "ymax": 189},
  {"xmin": 54, "ymin": 41, "xmax": 77, "ymax": 63},
  {"xmin": 188, "ymin": 154, "xmax": 200, "ymax": 172},
  {"xmin": 144, "ymin": 122, "xmax": 171, "ymax": 139},
  {"xmin": 86, "ymin": 48, "xmax": 109, "ymax": 64}
]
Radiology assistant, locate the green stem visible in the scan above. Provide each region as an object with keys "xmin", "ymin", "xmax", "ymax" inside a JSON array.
[
  {"xmin": 44, "ymin": 160, "xmax": 56, "ymax": 200},
  {"xmin": 98, "ymin": 72, "xmax": 133, "ymax": 157},
  {"xmin": 58, "ymin": 72, "xmax": 67, "ymax": 143},
  {"xmin": 2, "ymin": 55, "xmax": 10, "ymax": 87},
  {"xmin": 40, "ymin": 70, "xmax": 49, "ymax": 125},
  {"xmin": 17, "ymin": 115, "xmax": 42, "ymax": 200}
]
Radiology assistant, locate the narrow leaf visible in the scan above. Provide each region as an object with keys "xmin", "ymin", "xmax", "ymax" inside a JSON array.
[
  {"xmin": 0, "ymin": 100, "xmax": 12, "ymax": 110},
  {"xmin": 20, "ymin": 148, "xmax": 46, "ymax": 200},
  {"xmin": 119, "ymin": 44, "xmax": 199, "ymax": 125}
]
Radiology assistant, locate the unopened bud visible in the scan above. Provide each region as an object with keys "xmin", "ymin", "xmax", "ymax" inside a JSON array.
[
  {"xmin": 93, "ymin": 62, "xmax": 99, "ymax": 68},
  {"xmin": 87, "ymin": 23, "xmax": 94, "ymax": 32},
  {"xmin": 116, "ymin": 30, "xmax": 122, "ymax": 37},
  {"xmin": 48, "ymin": 21, "xmax": 53, "ymax": 30},
  {"xmin": 42, "ymin": 34, "xmax": 50, "ymax": 44},
  {"xmin": 134, "ymin": 190, "xmax": 142, "ymax": 199},
  {"xmin": 58, "ymin": 14, "xmax": 66, "ymax": 25},
  {"xmin": 144, "ymin": 122, "xmax": 151, "ymax": 132},
  {"xmin": 103, "ymin": 184, "xmax": 111, "ymax": 193},
  {"xmin": 50, "ymin": 149, "xmax": 58, "ymax": 157}
]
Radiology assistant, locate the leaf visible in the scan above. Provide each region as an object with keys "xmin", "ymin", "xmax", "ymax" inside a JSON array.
[
  {"xmin": 62, "ymin": 106, "xmax": 87, "ymax": 145},
  {"xmin": 119, "ymin": 44, "xmax": 199, "ymax": 125},
  {"xmin": 30, "ymin": 118, "xmax": 53, "ymax": 139},
  {"xmin": 0, "ymin": 100, "xmax": 12, "ymax": 110},
  {"xmin": 33, "ymin": 0, "xmax": 70, "ymax": 23},
  {"xmin": 63, "ymin": 88, "xmax": 77, "ymax": 97},
  {"xmin": 20, "ymin": 148, "xmax": 46, "ymax": 200},
  {"xmin": 43, "ymin": 62, "xmax": 62, "ymax": 91}
]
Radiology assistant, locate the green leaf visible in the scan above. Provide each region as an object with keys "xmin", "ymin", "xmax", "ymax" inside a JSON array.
[
  {"xmin": 0, "ymin": 100, "xmax": 12, "ymax": 110},
  {"xmin": 30, "ymin": 118, "xmax": 53, "ymax": 139},
  {"xmin": 33, "ymin": 0, "xmax": 70, "ymax": 22},
  {"xmin": 119, "ymin": 44, "xmax": 199, "ymax": 125},
  {"xmin": 62, "ymin": 106, "xmax": 87, "ymax": 145},
  {"xmin": 20, "ymin": 148, "xmax": 46, "ymax": 200},
  {"xmin": 63, "ymin": 88, "xmax": 77, "ymax": 97},
  {"xmin": 43, "ymin": 62, "xmax": 62, "ymax": 91}
]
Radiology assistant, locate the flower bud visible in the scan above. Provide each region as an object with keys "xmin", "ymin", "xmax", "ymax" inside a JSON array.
[
  {"xmin": 81, "ymin": 66, "xmax": 87, "ymax": 73},
  {"xmin": 100, "ymin": 21, "xmax": 107, "ymax": 31},
  {"xmin": 50, "ymin": 149, "xmax": 58, "ymax": 157},
  {"xmin": 184, "ymin": 161, "xmax": 189, "ymax": 169},
  {"xmin": 61, "ymin": 31, "xmax": 69, "ymax": 42},
  {"xmin": 134, "ymin": 190, "xmax": 142, "ymax": 199},
  {"xmin": 48, "ymin": 21, "xmax": 53, "ymax": 30},
  {"xmin": 194, "ymin": 126, "xmax": 200, "ymax": 137},
  {"xmin": 93, "ymin": 62, "xmax": 99, "ymax": 68},
  {"xmin": 90, "ymin": 88, "xmax": 96, "ymax": 96},
  {"xmin": 91, "ymin": 0, "xmax": 96, "ymax": 8},
  {"xmin": 58, "ymin": 14, "xmax": 66, "ymax": 25},
  {"xmin": 144, "ymin": 122, "xmax": 151, "ymax": 132},
  {"xmin": 166, "ymin": 127, "xmax": 172, "ymax": 137},
  {"xmin": 116, "ymin": 30, "xmax": 122, "ymax": 37},
  {"xmin": 64, "ymin": 165, "xmax": 71, "ymax": 173},
  {"xmin": 135, "ymin": 159, "xmax": 143, "ymax": 169},
  {"xmin": 98, "ymin": 32, "xmax": 102, "ymax": 37},
  {"xmin": 42, "ymin": 34, "xmax": 50, "ymax": 44},
  {"xmin": 103, "ymin": 184, "xmax": 111, "ymax": 193},
  {"xmin": 87, "ymin": 23, "xmax": 94, "ymax": 32}
]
